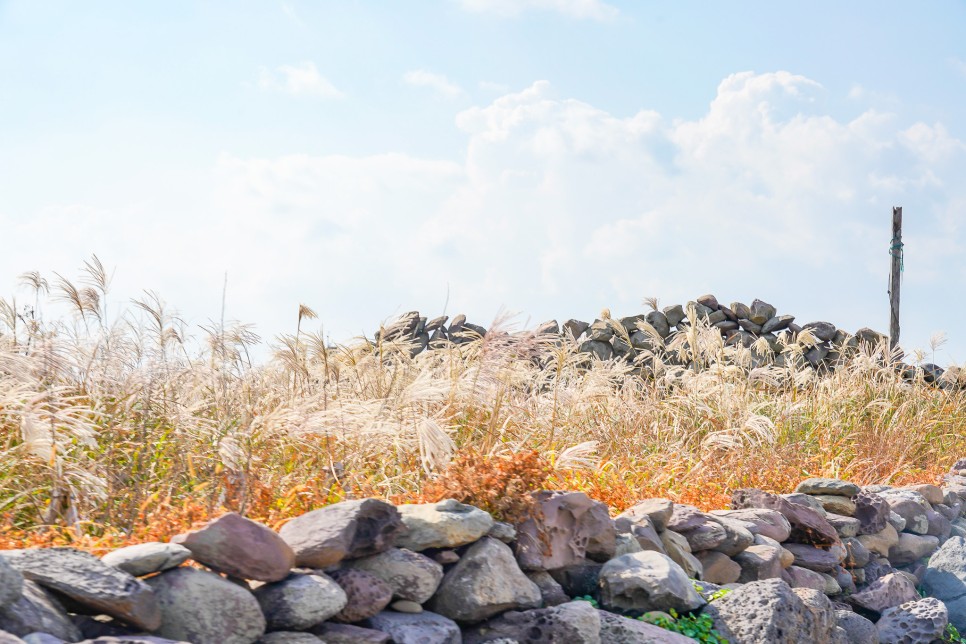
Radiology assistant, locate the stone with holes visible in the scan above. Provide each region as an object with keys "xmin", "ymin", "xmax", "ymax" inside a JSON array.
[
  {"xmin": 461, "ymin": 600, "xmax": 601, "ymax": 644},
  {"xmin": 875, "ymin": 597, "xmax": 948, "ymax": 644},
  {"xmin": 516, "ymin": 491, "xmax": 615, "ymax": 571}
]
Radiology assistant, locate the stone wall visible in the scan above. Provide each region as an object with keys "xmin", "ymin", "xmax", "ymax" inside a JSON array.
[
  {"xmin": 375, "ymin": 296, "xmax": 958, "ymax": 386},
  {"xmin": 6, "ymin": 461, "xmax": 966, "ymax": 643}
]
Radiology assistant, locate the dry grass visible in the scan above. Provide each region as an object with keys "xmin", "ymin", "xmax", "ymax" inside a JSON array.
[{"xmin": 1, "ymin": 259, "xmax": 963, "ymax": 548}]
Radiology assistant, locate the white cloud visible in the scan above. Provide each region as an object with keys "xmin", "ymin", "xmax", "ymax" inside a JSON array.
[
  {"xmin": 479, "ymin": 80, "xmax": 510, "ymax": 93},
  {"xmin": 403, "ymin": 70, "xmax": 465, "ymax": 99},
  {"xmin": 7, "ymin": 72, "xmax": 966, "ymax": 362},
  {"xmin": 458, "ymin": 0, "xmax": 618, "ymax": 20},
  {"xmin": 256, "ymin": 62, "xmax": 344, "ymax": 98}
]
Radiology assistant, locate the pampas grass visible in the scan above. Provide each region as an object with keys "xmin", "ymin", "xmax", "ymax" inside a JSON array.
[{"xmin": 2, "ymin": 257, "xmax": 965, "ymax": 540}]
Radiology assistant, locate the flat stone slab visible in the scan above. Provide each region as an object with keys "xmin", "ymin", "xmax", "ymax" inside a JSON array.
[
  {"xmin": 0, "ymin": 548, "xmax": 160, "ymax": 631},
  {"xmin": 101, "ymin": 542, "xmax": 191, "ymax": 577}
]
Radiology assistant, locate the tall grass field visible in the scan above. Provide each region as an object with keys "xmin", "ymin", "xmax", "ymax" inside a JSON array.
[{"xmin": 2, "ymin": 258, "xmax": 964, "ymax": 551}]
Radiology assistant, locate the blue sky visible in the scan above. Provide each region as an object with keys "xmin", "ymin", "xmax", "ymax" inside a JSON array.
[{"xmin": 2, "ymin": 1, "xmax": 965, "ymax": 363}]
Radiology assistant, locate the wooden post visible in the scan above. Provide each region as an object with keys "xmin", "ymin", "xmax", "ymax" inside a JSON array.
[{"xmin": 889, "ymin": 206, "xmax": 902, "ymax": 353}]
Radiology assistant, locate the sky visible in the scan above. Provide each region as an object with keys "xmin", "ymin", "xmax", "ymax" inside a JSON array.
[{"xmin": 2, "ymin": 1, "xmax": 965, "ymax": 364}]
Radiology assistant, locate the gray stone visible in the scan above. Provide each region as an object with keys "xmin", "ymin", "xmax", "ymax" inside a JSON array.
[
  {"xmin": 843, "ymin": 536, "xmax": 871, "ymax": 568},
  {"xmin": 694, "ymin": 551, "xmax": 740, "ymax": 585},
  {"xmin": 0, "ymin": 581, "xmax": 81, "ymax": 641},
  {"xmin": 395, "ymin": 499, "xmax": 494, "ymax": 551},
  {"xmin": 826, "ymin": 513, "xmax": 861, "ymax": 538},
  {"xmin": 783, "ymin": 493, "xmax": 828, "ymax": 515},
  {"xmin": 101, "ymin": 543, "xmax": 191, "ymax": 578},
  {"xmin": 328, "ymin": 568, "xmax": 393, "ymax": 623},
  {"xmin": 645, "ymin": 311, "xmax": 671, "ymax": 339},
  {"xmin": 875, "ymin": 597, "xmax": 948, "ymax": 644},
  {"xmin": 734, "ymin": 544, "xmax": 784, "ymax": 582},
  {"xmin": 253, "ymin": 572, "xmax": 346, "ymax": 630},
  {"xmin": 391, "ymin": 599, "xmax": 423, "ymax": 613},
  {"xmin": 905, "ymin": 484, "xmax": 944, "ymax": 506},
  {"xmin": 731, "ymin": 488, "xmax": 839, "ymax": 546},
  {"xmin": 659, "ymin": 530, "xmax": 702, "ymax": 580},
  {"xmin": 526, "ymin": 571, "xmax": 570, "ymax": 607},
  {"xmin": 783, "ymin": 543, "xmax": 844, "ymax": 572},
  {"xmin": 813, "ymin": 495, "xmax": 857, "ymax": 517},
  {"xmin": 882, "ymin": 495, "xmax": 929, "ymax": 535},
  {"xmin": 279, "ymin": 499, "xmax": 404, "ymax": 568},
  {"xmin": 1, "ymin": 548, "xmax": 160, "ymax": 631},
  {"xmin": 620, "ymin": 499, "xmax": 673, "ymax": 532},
  {"xmin": 598, "ymin": 609, "xmax": 695, "ymax": 643},
  {"xmin": 588, "ymin": 321, "xmax": 614, "ymax": 342},
  {"xmin": 598, "ymin": 552, "xmax": 704, "ymax": 615},
  {"xmin": 308, "ymin": 623, "xmax": 389, "ymax": 644},
  {"xmin": 782, "ymin": 565, "xmax": 827, "ymax": 591},
  {"xmin": 803, "ymin": 321, "xmax": 837, "ymax": 342},
  {"xmin": 0, "ymin": 557, "xmax": 22, "ymax": 610},
  {"xmin": 847, "ymin": 572, "xmax": 919, "ymax": 616},
  {"xmin": 888, "ymin": 511, "xmax": 907, "ymax": 533},
  {"xmin": 926, "ymin": 508, "xmax": 952, "ymax": 540},
  {"xmin": 795, "ymin": 478, "xmax": 861, "ymax": 498},
  {"xmin": 663, "ymin": 305, "xmax": 685, "ymax": 327},
  {"xmin": 257, "ymin": 634, "xmax": 321, "ymax": 644},
  {"xmin": 791, "ymin": 588, "xmax": 837, "ymax": 640},
  {"xmin": 921, "ymin": 536, "xmax": 966, "ymax": 628},
  {"xmin": 366, "ymin": 610, "xmax": 460, "ymax": 644},
  {"xmin": 21, "ymin": 634, "xmax": 65, "ymax": 644},
  {"xmin": 666, "ymin": 505, "xmax": 727, "ymax": 551},
  {"xmin": 146, "ymin": 567, "xmax": 265, "ymax": 644},
  {"xmin": 516, "ymin": 491, "xmax": 614, "ymax": 571},
  {"xmin": 762, "ymin": 315, "xmax": 795, "ymax": 334},
  {"xmin": 749, "ymin": 299, "xmax": 777, "ymax": 325},
  {"xmin": 563, "ymin": 319, "xmax": 590, "ymax": 340},
  {"xmin": 426, "ymin": 537, "xmax": 540, "ymax": 623},
  {"xmin": 487, "ymin": 521, "xmax": 517, "ymax": 543},
  {"xmin": 345, "ymin": 547, "xmax": 443, "ymax": 604},
  {"xmin": 834, "ymin": 610, "xmax": 879, "ymax": 644},
  {"xmin": 613, "ymin": 512, "xmax": 665, "ymax": 555},
  {"xmin": 858, "ymin": 524, "xmax": 899, "ymax": 558},
  {"xmin": 703, "ymin": 578, "xmax": 837, "ymax": 644},
  {"xmin": 614, "ymin": 533, "xmax": 643, "ymax": 557},
  {"xmin": 462, "ymin": 600, "xmax": 601, "ymax": 644},
  {"xmin": 171, "ymin": 512, "xmax": 294, "ymax": 582},
  {"xmin": 548, "ymin": 561, "xmax": 603, "ymax": 598},
  {"xmin": 710, "ymin": 508, "xmax": 791, "ymax": 542},
  {"xmin": 888, "ymin": 533, "xmax": 939, "ymax": 565}
]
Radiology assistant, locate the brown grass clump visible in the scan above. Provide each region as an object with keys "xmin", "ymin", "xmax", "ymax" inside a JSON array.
[
  {"xmin": 417, "ymin": 448, "xmax": 551, "ymax": 524},
  {"xmin": 1, "ymin": 258, "xmax": 965, "ymax": 548}
]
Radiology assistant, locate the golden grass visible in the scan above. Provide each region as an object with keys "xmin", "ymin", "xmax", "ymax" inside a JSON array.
[{"xmin": 1, "ymin": 260, "xmax": 963, "ymax": 548}]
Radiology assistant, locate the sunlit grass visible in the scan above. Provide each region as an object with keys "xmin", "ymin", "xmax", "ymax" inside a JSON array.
[{"xmin": 1, "ymin": 258, "xmax": 964, "ymax": 549}]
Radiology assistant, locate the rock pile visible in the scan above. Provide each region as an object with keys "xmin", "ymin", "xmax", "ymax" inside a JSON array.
[
  {"xmin": 6, "ymin": 461, "xmax": 966, "ymax": 643},
  {"xmin": 375, "ymin": 296, "xmax": 960, "ymax": 386}
]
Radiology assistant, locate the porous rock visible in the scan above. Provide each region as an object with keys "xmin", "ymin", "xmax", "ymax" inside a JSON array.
[
  {"xmin": 598, "ymin": 551, "xmax": 705, "ymax": 615},
  {"xmin": 854, "ymin": 492, "xmax": 891, "ymax": 535},
  {"xmin": 171, "ymin": 512, "xmax": 294, "ymax": 582},
  {"xmin": 328, "ymin": 568, "xmax": 393, "ymax": 623},
  {"xmin": 344, "ymin": 547, "xmax": 443, "ymax": 603},
  {"xmin": 1, "ymin": 548, "xmax": 160, "ymax": 631},
  {"xmin": 462, "ymin": 600, "xmax": 601, "ymax": 644},
  {"xmin": 146, "ymin": 567, "xmax": 265, "ymax": 644},
  {"xmin": 278, "ymin": 498, "xmax": 404, "ymax": 568},
  {"xmin": 516, "ymin": 491, "xmax": 615, "ymax": 571},
  {"xmin": 702, "ymin": 578, "xmax": 836, "ymax": 644},
  {"xmin": 847, "ymin": 572, "xmax": 919, "ymax": 616},
  {"xmin": 426, "ymin": 537, "xmax": 540, "ymax": 624},
  {"xmin": 598, "ymin": 608, "xmax": 695, "ymax": 643},
  {"xmin": 875, "ymin": 597, "xmax": 948, "ymax": 644},
  {"xmin": 394, "ymin": 499, "xmax": 494, "ymax": 551}
]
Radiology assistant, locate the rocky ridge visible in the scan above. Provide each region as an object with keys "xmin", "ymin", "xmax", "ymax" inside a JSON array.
[
  {"xmin": 376, "ymin": 296, "xmax": 958, "ymax": 386},
  {"xmin": 6, "ymin": 460, "xmax": 966, "ymax": 643}
]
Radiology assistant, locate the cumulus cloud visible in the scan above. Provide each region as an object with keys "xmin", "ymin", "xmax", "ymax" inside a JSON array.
[
  {"xmin": 6, "ymin": 71, "xmax": 965, "ymax": 361},
  {"xmin": 403, "ymin": 70, "xmax": 465, "ymax": 99},
  {"xmin": 458, "ymin": 0, "xmax": 618, "ymax": 20},
  {"xmin": 256, "ymin": 62, "xmax": 344, "ymax": 98}
]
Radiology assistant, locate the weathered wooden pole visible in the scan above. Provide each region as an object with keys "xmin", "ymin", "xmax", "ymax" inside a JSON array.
[{"xmin": 889, "ymin": 206, "xmax": 903, "ymax": 353}]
